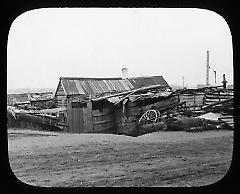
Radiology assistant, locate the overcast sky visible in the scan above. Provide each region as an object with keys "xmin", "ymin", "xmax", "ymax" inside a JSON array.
[{"xmin": 7, "ymin": 8, "xmax": 233, "ymax": 90}]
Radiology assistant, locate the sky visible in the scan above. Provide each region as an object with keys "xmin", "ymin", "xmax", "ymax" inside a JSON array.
[{"xmin": 7, "ymin": 8, "xmax": 233, "ymax": 91}]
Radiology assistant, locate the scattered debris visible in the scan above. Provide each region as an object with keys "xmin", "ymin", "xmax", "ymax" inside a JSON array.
[{"xmin": 7, "ymin": 84, "xmax": 234, "ymax": 136}]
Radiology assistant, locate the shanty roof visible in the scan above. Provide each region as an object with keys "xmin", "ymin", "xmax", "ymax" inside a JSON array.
[
  {"xmin": 128, "ymin": 76, "xmax": 170, "ymax": 88},
  {"xmin": 7, "ymin": 93, "xmax": 29, "ymax": 105},
  {"xmin": 58, "ymin": 76, "xmax": 170, "ymax": 97}
]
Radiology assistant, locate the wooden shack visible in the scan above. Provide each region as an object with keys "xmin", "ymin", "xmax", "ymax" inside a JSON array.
[
  {"xmin": 54, "ymin": 76, "xmax": 171, "ymax": 134},
  {"xmin": 113, "ymin": 92, "xmax": 179, "ymax": 136}
]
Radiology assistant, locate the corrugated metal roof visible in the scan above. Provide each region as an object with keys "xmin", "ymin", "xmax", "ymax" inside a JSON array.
[
  {"xmin": 129, "ymin": 76, "xmax": 170, "ymax": 88},
  {"xmin": 59, "ymin": 76, "xmax": 169, "ymax": 97}
]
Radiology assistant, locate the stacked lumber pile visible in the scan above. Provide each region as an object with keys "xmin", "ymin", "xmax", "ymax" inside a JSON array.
[
  {"xmin": 204, "ymin": 90, "xmax": 233, "ymax": 105},
  {"xmin": 218, "ymin": 115, "xmax": 234, "ymax": 129},
  {"xmin": 203, "ymin": 90, "xmax": 234, "ymax": 115}
]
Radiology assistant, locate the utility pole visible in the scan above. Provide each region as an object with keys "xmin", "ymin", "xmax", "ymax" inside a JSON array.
[
  {"xmin": 206, "ymin": 50, "xmax": 210, "ymax": 86},
  {"xmin": 182, "ymin": 76, "xmax": 184, "ymax": 89}
]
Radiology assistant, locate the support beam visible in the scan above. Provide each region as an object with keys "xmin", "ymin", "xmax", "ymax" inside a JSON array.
[{"xmin": 86, "ymin": 101, "xmax": 93, "ymax": 132}]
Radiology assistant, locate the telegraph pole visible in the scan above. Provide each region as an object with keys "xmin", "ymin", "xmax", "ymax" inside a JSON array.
[
  {"xmin": 206, "ymin": 50, "xmax": 210, "ymax": 86},
  {"xmin": 182, "ymin": 76, "xmax": 184, "ymax": 89}
]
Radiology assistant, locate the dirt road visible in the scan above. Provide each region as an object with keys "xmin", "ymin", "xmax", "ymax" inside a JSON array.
[{"xmin": 8, "ymin": 129, "xmax": 233, "ymax": 187}]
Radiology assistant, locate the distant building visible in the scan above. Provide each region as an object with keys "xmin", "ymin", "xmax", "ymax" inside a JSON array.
[
  {"xmin": 7, "ymin": 92, "xmax": 54, "ymax": 106},
  {"xmin": 7, "ymin": 93, "xmax": 30, "ymax": 105}
]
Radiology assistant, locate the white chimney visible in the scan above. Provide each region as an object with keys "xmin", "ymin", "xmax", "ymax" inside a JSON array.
[{"xmin": 122, "ymin": 68, "xmax": 128, "ymax": 79}]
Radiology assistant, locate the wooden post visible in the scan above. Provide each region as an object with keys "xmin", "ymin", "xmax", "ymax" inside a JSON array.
[
  {"xmin": 66, "ymin": 99, "xmax": 72, "ymax": 133},
  {"xmin": 112, "ymin": 107, "xmax": 117, "ymax": 134},
  {"xmin": 87, "ymin": 101, "xmax": 93, "ymax": 132},
  {"xmin": 82, "ymin": 108, "xmax": 88, "ymax": 132}
]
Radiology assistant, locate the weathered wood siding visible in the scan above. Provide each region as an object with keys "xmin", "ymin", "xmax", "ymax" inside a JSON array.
[
  {"xmin": 7, "ymin": 112, "xmax": 61, "ymax": 131},
  {"xmin": 204, "ymin": 91, "xmax": 233, "ymax": 106},
  {"xmin": 92, "ymin": 106, "xmax": 114, "ymax": 133},
  {"xmin": 179, "ymin": 93, "xmax": 205, "ymax": 108},
  {"xmin": 67, "ymin": 101, "xmax": 98, "ymax": 134},
  {"xmin": 55, "ymin": 81, "xmax": 67, "ymax": 107},
  {"xmin": 67, "ymin": 101, "xmax": 86, "ymax": 133},
  {"xmin": 115, "ymin": 101, "xmax": 140, "ymax": 136},
  {"xmin": 115, "ymin": 97, "xmax": 179, "ymax": 136},
  {"xmin": 72, "ymin": 107, "xmax": 84, "ymax": 133}
]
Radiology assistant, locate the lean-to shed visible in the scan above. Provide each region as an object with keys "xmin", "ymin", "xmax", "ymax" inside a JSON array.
[{"xmin": 54, "ymin": 76, "xmax": 171, "ymax": 134}]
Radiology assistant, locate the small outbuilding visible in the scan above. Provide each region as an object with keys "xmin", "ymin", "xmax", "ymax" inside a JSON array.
[{"xmin": 54, "ymin": 73, "xmax": 173, "ymax": 135}]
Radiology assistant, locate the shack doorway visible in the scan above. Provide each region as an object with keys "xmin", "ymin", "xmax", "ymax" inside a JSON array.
[{"xmin": 68, "ymin": 101, "xmax": 87, "ymax": 133}]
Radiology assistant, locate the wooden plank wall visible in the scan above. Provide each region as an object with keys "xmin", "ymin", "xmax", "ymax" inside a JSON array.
[
  {"xmin": 92, "ymin": 106, "xmax": 114, "ymax": 133},
  {"xmin": 115, "ymin": 101, "xmax": 141, "ymax": 136},
  {"xmin": 178, "ymin": 93, "xmax": 205, "ymax": 109},
  {"xmin": 55, "ymin": 81, "xmax": 67, "ymax": 107},
  {"xmin": 69, "ymin": 106, "xmax": 84, "ymax": 133},
  {"xmin": 71, "ymin": 107, "xmax": 83, "ymax": 133},
  {"xmin": 67, "ymin": 101, "xmax": 94, "ymax": 133},
  {"xmin": 7, "ymin": 113, "xmax": 61, "ymax": 131},
  {"xmin": 115, "ymin": 97, "xmax": 180, "ymax": 136},
  {"xmin": 86, "ymin": 102, "xmax": 93, "ymax": 133},
  {"xmin": 66, "ymin": 100, "xmax": 72, "ymax": 132},
  {"xmin": 204, "ymin": 91, "xmax": 233, "ymax": 106}
]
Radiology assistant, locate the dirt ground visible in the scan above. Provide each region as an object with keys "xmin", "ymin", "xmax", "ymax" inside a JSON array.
[{"xmin": 8, "ymin": 128, "xmax": 233, "ymax": 187}]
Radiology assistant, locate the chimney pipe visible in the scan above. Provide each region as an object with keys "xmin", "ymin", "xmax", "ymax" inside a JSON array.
[
  {"xmin": 222, "ymin": 74, "xmax": 227, "ymax": 89},
  {"xmin": 122, "ymin": 68, "xmax": 128, "ymax": 79},
  {"xmin": 213, "ymin": 70, "xmax": 216, "ymax": 84}
]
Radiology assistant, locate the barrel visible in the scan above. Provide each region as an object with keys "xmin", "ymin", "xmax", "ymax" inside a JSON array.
[{"xmin": 92, "ymin": 107, "xmax": 114, "ymax": 133}]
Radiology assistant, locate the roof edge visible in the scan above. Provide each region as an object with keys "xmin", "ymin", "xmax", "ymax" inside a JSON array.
[
  {"xmin": 59, "ymin": 75, "xmax": 164, "ymax": 80},
  {"xmin": 60, "ymin": 77, "xmax": 123, "ymax": 80}
]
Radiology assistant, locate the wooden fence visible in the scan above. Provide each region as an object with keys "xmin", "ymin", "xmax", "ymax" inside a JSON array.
[{"xmin": 7, "ymin": 112, "xmax": 61, "ymax": 131}]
